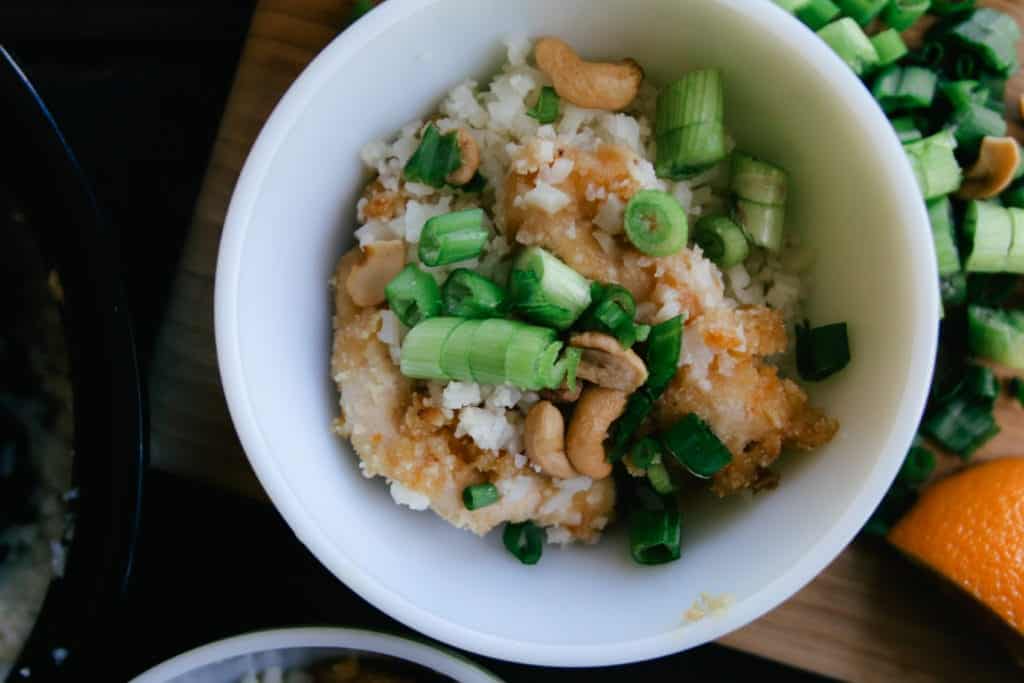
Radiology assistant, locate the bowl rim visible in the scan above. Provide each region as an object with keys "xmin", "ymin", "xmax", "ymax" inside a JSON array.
[
  {"xmin": 215, "ymin": 0, "xmax": 939, "ymax": 667},
  {"xmin": 127, "ymin": 627, "xmax": 503, "ymax": 682}
]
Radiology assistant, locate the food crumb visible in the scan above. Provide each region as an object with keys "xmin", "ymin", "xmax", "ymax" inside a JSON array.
[{"xmin": 684, "ymin": 592, "xmax": 734, "ymax": 623}]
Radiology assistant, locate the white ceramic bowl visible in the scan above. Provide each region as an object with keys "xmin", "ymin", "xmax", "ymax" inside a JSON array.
[
  {"xmin": 215, "ymin": 0, "xmax": 938, "ymax": 667},
  {"xmin": 128, "ymin": 628, "xmax": 501, "ymax": 682}
]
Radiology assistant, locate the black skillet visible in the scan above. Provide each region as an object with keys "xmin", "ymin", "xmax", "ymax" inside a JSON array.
[{"xmin": 0, "ymin": 46, "xmax": 146, "ymax": 680}]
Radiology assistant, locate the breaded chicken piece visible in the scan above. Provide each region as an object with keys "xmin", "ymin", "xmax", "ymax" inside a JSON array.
[
  {"xmin": 656, "ymin": 308, "xmax": 838, "ymax": 496},
  {"xmin": 331, "ymin": 250, "xmax": 615, "ymax": 541}
]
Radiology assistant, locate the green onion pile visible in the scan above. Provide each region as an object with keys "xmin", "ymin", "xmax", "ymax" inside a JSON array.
[{"xmin": 775, "ymin": 0, "xmax": 1024, "ymax": 533}]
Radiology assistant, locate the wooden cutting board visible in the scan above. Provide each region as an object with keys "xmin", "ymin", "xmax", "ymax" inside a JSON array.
[{"xmin": 148, "ymin": 1, "xmax": 1024, "ymax": 680}]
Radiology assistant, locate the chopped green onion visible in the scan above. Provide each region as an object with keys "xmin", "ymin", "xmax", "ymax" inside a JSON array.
[
  {"xmin": 470, "ymin": 319, "xmax": 527, "ymax": 385},
  {"xmin": 385, "ymin": 264, "xmax": 442, "ymax": 327},
  {"xmin": 1009, "ymin": 377, "xmax": 1024, "ymax": 406},
  {"xmin": 817, "ymin": 18, "xmax": 880, "ymax": 76},
  {"xmin": 939, "ymin": 80, "xmax": 989, "ymax": 111},
  {"xmin": 629, "ymin": 506, "xmax": 682, "ymax": 565},
  {"xmin": 508, "ymin": 247, "xmax": 592, "ymax": 330},
  {"xmin": 418, "ymin": 209, "xmax": 489, "ymax": 267},
  {"xmin": 952, "ymin": 102, "xmax": 1007, "ymax": 150},
  {"xmin": 949, "ymin": 8, "xmax": 1021, "ymax": 76},
  {"xmin": 955, "ymin": 52, "xmax": 979, "ymax": 80},
  {"xmin": 655, "ymin": 70, "xmax": 727, "ymax": 178},
  {"xmin": 442, "ymin": 269, "xmax": 506, "ymax": 318},
  {"xmin": 608, "ymin": 391, "xmax": 654, "ymax": 462},
  {"xmin": 527, "ymin": 86, "xmax": 561, "ymax": 124},
  {"xmin": 1005, "ymin": 183, "xmax": 1024, "ymax": 209},
  {"xmin": 439, "ymin": 319, "xmax": 481, "ymax": 382},
  {"xmin": 871, "ymin": 29, "xmax": 909, "ymax": 67},
  {"xmin": 903, "ymin": 130, "xmax": 963, "ymax": 200},
  {"xmin": 662, "ymin": 413, "xmax": 732, "ymax": 478},
  {"xmin": 964, "ymin": 363, "xmax": 999, "ymax": 405},
  {"xmin": 350, "ymin": 0, "xmax": 374, "ymax": 22},
  {"xmin": 731, "ymin": 152, "xmax": 788, "ymax": 205},
  {"xmin": 644, "ymin": 315, "xmax": 684, "ymax": 396},
  {"xmin": 735, "ymin": 200, "xmax": 786, "ymax": 253},
  {"xmin": 797, "ymin": 0, "xmax": 843, "ymax": 30},
  {"xmin": 557, "ymin": 346, "xmax": 583, "ymax": 391},
  {"xmin": 694, "ymin": 215, "xmax": 750, "ymax": 268},
  {"xmin": 534, "ymin": 341, "xmax": 568, "ymax": 390},
  {"xmin": 796, "ymin": 320, "xmax": 851, "ymax": 381},
  {"xmin": 399, "ymin": 317, "xmax": 463, "ymax": 380},
  {"xmin": 656, "ymin": 123, "xmax": 729, "ymax": 180},
  {"xmin": 402, "ymin": 316, "xmax": 586, "ymax": 389},
  {"xmin": 578, "ymin": 283, "xmax": 641, "ymax": 348},
  {"xmin": 863, "ymin": 481, "xmax": 918, "ymax": 536},
  {"xmin": 731, "ymin": 153, "xmax": 788, "ymax": 251},
  {"xmin": 891, "ymin": 116, "xmax": 923, "ymax": 144},
  {"xmin": 655, "ymin": 69, "xmax": 724, "ymax": 136},
  {"xmin": 630, "ymin": 438, "xmax": 662, "ymax": 469},
  {"xmin": 898, "ymin": 445, "xmax": 936, "ymax": 487},
  {"xmin": 1007, "ymin": 208, "xmax": 1024, "ymax": 273},
  {"xmin": 872, "ymin": 66, "xmax": 938, "ymax": 112},
  {"xmin": 922, "ymin": 395, "xmax": 1000, "ymax": 457},
  {"xmin": 941, "ymin": 272, "xmax": 968, "ymax": 308},
  {"xmin": 403, "ymin": 124, "xmax": 461, "ymax": 188},
  {"xmin": 930, "ymin": 0, "xmax": 975, "ymax": 15},
  {"xmin": 590, "ymin": 282, "xmax": 637, "ymax": 318},
  {"xmin": 585, "ymin": 299, "xmax": 638, "ymax": 347},
  {"xmin": 928, "ymin": 197, "xmax": 961, "ymax": 276},
  {"xmin": 977, "ymin": 73, "xmax": 1008, "ymax": 111},
  {"xmin": 503, "ymin": 521, "xmax": 543, "ymax": 565},
  {"xmin": 835, "ymin": 0, "xmax": 888, "ymax": 25},
  {"xmin": 647, "ymin": 462, "xmax": 676, "ymax": 495},
  {"xmin": 967, "ymin": 305, "xmax": 1024, "ymax": 369},
  {"xmin": 462, "ymin": 483, "xmax": 500, "ymax": 510},
  {"xmin": 882, "ymin": 0, "xmax": 931, "ymax": 31},
  {"xmin": 504, "ymin": 324, "xmax": 558, "ymax": 390},
  {"xmin": 624, "ymin": 190, "xmax": 689, "ymax": 257},
  {"xmin": 963, "ymin": 201, "xmax": 1012, "ymax": 273}
]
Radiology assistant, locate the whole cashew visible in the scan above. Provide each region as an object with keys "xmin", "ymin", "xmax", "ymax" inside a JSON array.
[
  {"xmin": 345, "ymin": 240, "xmax": 405, "ymax": 307},
  {"xmin": 447, "ymin": 128, "xmax": 480, "ymax": 186},
  {"xmin": 566, "ymin": 386, "xmax": 628, "ymax": 480},
  {"xmin": 524, "ymin": 401, "xmax": 578, "ymax": 479},
  {"xmin": 534, "ymin": 37, "xmax": 643, "ymax": 112},
  {"xmin": 570, "ymin": 332, "xmax": 648, "ymax": 393},
  {"xmin": 957, "ymin": 136, "xmax": 1021, "ymax": 200}
]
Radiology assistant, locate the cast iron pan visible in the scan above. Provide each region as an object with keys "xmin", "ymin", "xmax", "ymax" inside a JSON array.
[{"xmin": 0, "ymin": 46, "xmax": 146, "ymax": 680}]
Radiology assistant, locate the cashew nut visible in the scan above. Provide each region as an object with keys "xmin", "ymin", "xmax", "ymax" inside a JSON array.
[
  {"xmin": 524, "ymin": 401, "xmax": 578, "ymax": 479},
  {"xmin": 534, "ymin": 37, "xmax": 643, "ymax": 112},
  {"xmin": 569, "ymin": 332, "xmax": 649, "ymax": 393},
  {"xmin": 446, "ymin": 128, "xmax": 480, "ymax": 186},
  {"xmin": 566, "ymin": 386, "xmax": 628, "ymax": 480},
  {"xmin": 344, "ymin": 240, "xmax": 405, "ymax": 307},
  {"xmin": 957, "ymin": 136, "xmax": 1021, "ymax": 200}
]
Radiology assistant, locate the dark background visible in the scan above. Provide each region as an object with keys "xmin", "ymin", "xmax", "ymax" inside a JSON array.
[{"xmin": 2, "ymin": 3, "xmax": 827, "ymax": 680}]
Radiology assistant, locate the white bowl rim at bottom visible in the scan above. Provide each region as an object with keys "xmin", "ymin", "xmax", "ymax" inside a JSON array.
[{"xmin": 128, "ymin": 627, "xmax": 503, "ymax": 683}]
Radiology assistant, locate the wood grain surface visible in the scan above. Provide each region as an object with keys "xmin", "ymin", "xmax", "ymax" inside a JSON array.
[{"xmin": 148, "ymin": 1, "xmax": 1024, "ymax": 679}]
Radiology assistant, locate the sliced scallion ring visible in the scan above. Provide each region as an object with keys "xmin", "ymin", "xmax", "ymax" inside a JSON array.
[{"xmin": 624, "ymin": 190, "xmax": 689, "ymax": 256}]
